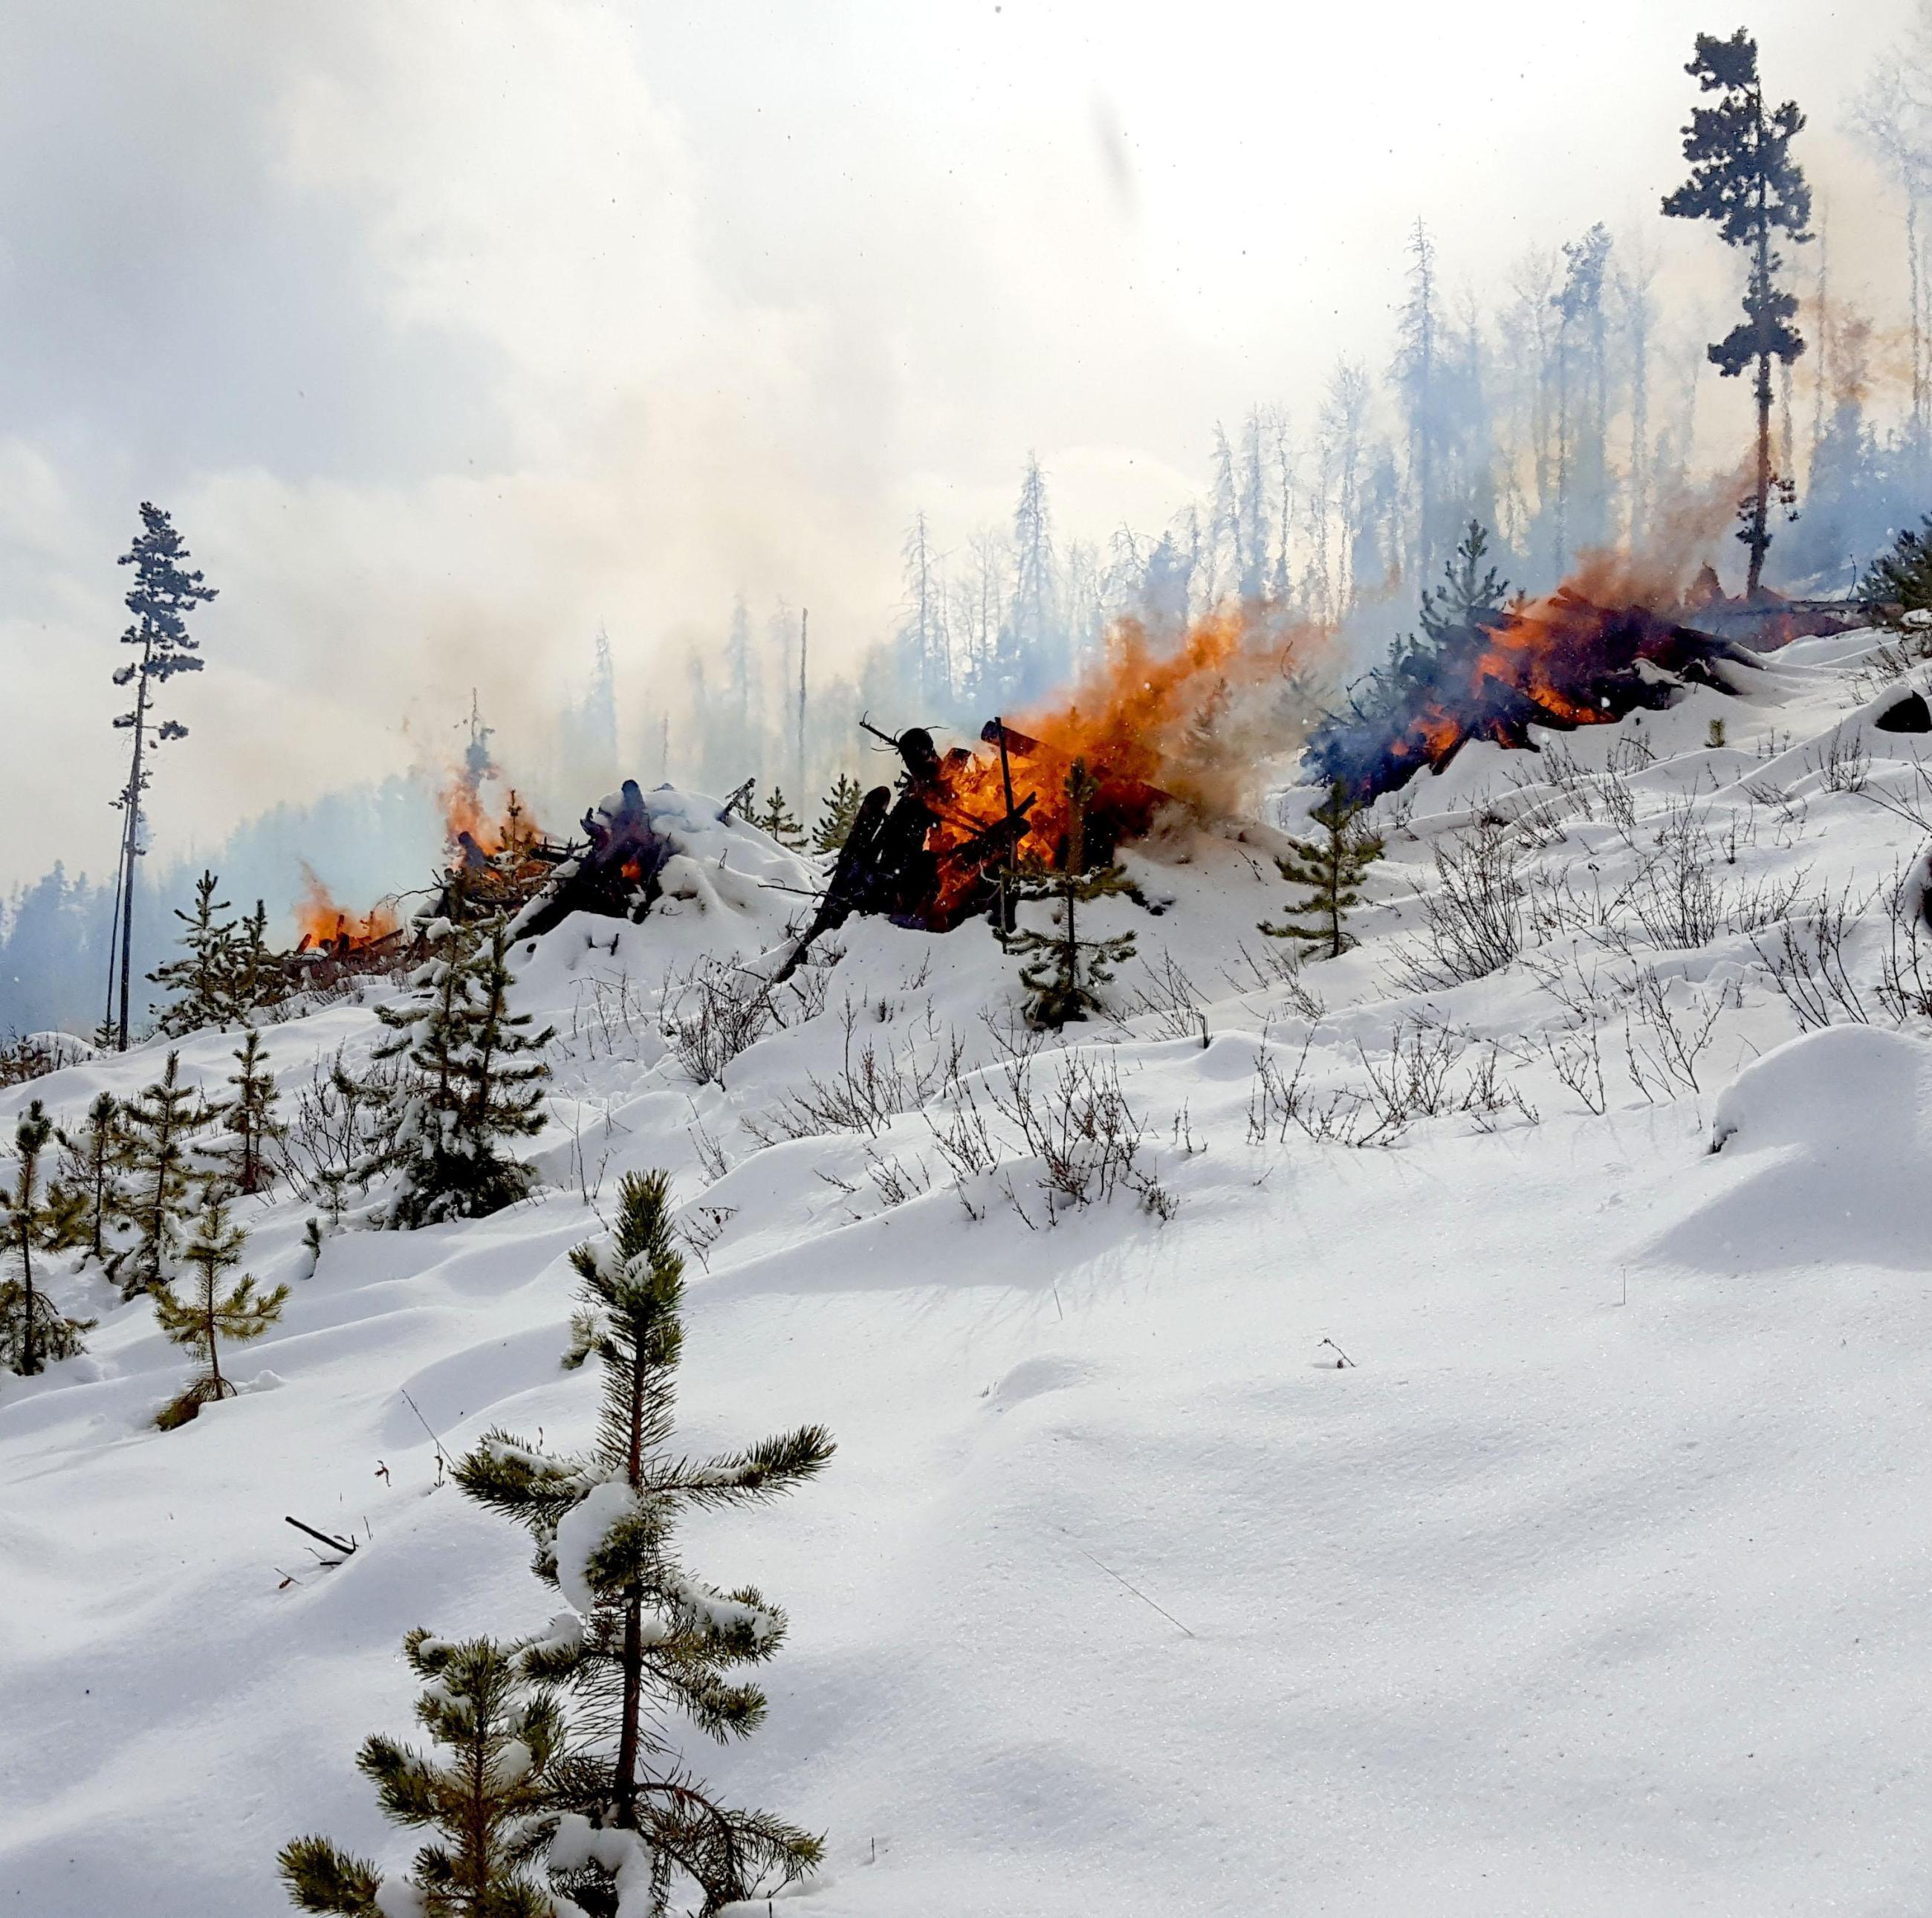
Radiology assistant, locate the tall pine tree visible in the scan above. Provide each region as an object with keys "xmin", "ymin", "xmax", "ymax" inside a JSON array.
[
  {"xmin": 1262, "ymin": 782, "xmax": 1385, "ymax": 958},
  {"xmin": 106, "ymin": 503, "xmax": 218, "ymax": 1052},
  {"xmin": 456, "ymin": 1170, "xmax": 834, "ymax": 1916},
  {"xmin": 1663, "ymin": 29, "xmax": 1812, "ymax": 597},
  {"xmin": 152, "ymin": 1188, "xmax": 287, "ymax": 1428},
  {"xmin": 280, "ymin": 1629, "xmax": 569, "ymax": 1918}
]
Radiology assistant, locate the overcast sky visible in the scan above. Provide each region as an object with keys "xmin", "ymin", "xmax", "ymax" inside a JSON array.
[{"xmin": 0, "ymin": 0, "xmax": 1911, "ymax": 890}]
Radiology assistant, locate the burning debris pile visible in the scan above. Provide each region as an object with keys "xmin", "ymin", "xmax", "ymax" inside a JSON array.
[
  {"xmin": 1306, "ymin": 585, "xmax": 1775, "ymax": 805},
  {"xmin": 776, "ymin": 607, "xmax": 1326, "ymax": 971}
]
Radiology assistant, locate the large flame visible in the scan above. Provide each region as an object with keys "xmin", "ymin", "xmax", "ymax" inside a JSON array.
[{"xmin": 927, "ymin": 602, "xmax": 1328, "ymax": 890}]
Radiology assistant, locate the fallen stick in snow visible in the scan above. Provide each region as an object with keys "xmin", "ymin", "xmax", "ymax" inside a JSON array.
[
  {"xmin": 1075, "ymin": 1545, "xmax": 1196, "ymax": 1639},
  {"xmin": 284, "ymin": 1514, "xmax": 358, "ymax": 1561}
]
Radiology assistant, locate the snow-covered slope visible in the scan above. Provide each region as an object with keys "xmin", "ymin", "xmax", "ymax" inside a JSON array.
[{"xmin": 8, "ymin": 635, "xmax": 1932, "ymax": 1915}]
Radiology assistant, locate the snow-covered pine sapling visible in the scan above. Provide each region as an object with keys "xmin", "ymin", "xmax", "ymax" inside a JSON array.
[
  {"xmin": 1, "ymin": 1100, "xmax": 95, "ymax": 1376},
  {"xmin": 1261, "ymin": 780, "xmax": 1384, "ymax": 959},
  {"xmin": 119, "ymin": 1049, "xmax": 217, "ymax": 1297},
  {"xmin": 228, "ymin": 898, "xmax": 286, "ymax": 1022},
  {"xmin": 279, "ymin": 1628, "xmax": 567, "ymax": 1918},
  {"xmin": 152, "ymin": 1187, "xmax": 287, "ymax": 1428},
  {"xmin": 811, "ymin": 773, "xmax": 864, "ymax": 855},
  {"xmin": 221, "ymin": 1027, "xmax": 285, "ymax": 1197},
  {"xmin": 456, "ymin": 1170, "xmax": 835, "ymax": 1915},
  {"xmin": 751, "ymin": 785, "xmax": 808, "ymax": 852},
  {"xmin": 1005, "ymin": 759, "xmax": 1138, "ymax": 1031},
  {"xmin": 359, "ymin": 916, "xmax": 554, "ymax": 1227},
  {"xmin": 149, "ymin": 868, "xmax": 240, "ymax": 1037},
  {"xmin": 55, "ymin": 1092, "xmax": 131, "ymax": 1274}
]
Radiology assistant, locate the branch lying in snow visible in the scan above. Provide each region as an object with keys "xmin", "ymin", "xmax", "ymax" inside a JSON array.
[{"xmin": 284, "ymin": 1514, "xmax": 359, "ymax": 1562}]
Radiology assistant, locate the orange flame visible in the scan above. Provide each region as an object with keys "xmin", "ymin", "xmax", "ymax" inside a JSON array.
[
  {"xmin": 921, "ymin": 603, "xmax": 1328, "ymax": 910},
  {"xmin": 294, "ymin": 865, "xmax": 399, "ymax": 953}
]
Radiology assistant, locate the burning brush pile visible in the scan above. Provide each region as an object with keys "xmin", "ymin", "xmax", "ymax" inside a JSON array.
[
  {"xmin": 777, "ymin": 606, "xmax": 1326, "ymax": 971},
  {"xmin": 1304, "ymin": 554, "xmax": 1867, "ymax": 807}
]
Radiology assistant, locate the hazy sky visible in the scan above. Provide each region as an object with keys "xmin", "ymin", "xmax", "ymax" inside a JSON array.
[{"xmin": 0, "ymin": 0, "xmax": 1912, "ymax": 890}]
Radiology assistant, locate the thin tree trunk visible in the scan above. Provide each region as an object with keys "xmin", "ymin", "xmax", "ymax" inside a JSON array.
[
  {"xmin": 115, "ymin": 660, "xmax": 152, "ymax": 1052},
  {"xmin": 18, "ymin": 1217, "xmax": 37, "ymax": 1377},
  {"xmin": 614, "ymin": 1353, "xmax": 647, "ymax": 1830}
]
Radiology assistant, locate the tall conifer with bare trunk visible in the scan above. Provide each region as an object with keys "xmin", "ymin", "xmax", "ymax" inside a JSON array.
[
  {"xmin": 1663, "ymin": 29, "xmax": 1812, "ymax": 598},
  {"xmin": 105, "ymin": 505, "xmax": 218, "ymax": 1051}
]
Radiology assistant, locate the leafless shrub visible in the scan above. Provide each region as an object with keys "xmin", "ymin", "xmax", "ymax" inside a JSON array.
[
  {"xmin": 1220, "ymin": 939, "xmax": 1326, "ymax": 1020},
  {"xmin": 677, "ymin": 1202, "xmax": 737, "ymax": 1266},
  {"xmin": 1389, "ymin": 819, "xmax": 1526, "ymax": 990},
  {"xmin": 270, "ymin": 1046, "xmax": 408, "ymax": 1216},
  {"xmin": 1879, "ymin": 865, "xmax": 1932, "ymax": 1023},
  {"xmin": 988, "ymin": 1051, "xmax": 1173, "ymax": 1222},
  {"xmin": 1621, "ymin": 969, "xmax": 1735, "ymax": 1099},
  {"xmin": 863, "ymin": 1144, "xmax": 933, "ymax": 1208},
  {"xmin": 1749, "ymin": 885, "xmax": 1878, "ymax": 1031},
  {"xmin": 687, "ymin": 1118, "xmax": 731, "ymax": 1184},
  {"xmin": 1245, "ymin": 1028, "xmax": 1369, "ymax": 1147},
  {"xmin": 660, "ymin": 956, "xmax": 776, "ymax": 1085},
  {"xmin": 565, "ymin": 970, "xmax": 650, "ymax": 1061},
  {"xmin": 1127, "ymin": 953, "xmax": 1210, "ymax": 1046},
  {"xmin": 744, "ymin": 998, "xmax": 966, "ymax": 1144},
  {"xmin": 1541, "ymin": 1025, "xmax": 1608, "ymax": 1115},
  {"xmin": 922, "ymin": 1079, "xmax": 1002, "ymax": 1189},
  {"xmin": 1457, "ymin": 1043, "xmax": 1540, "ymax": 1130},
  {"xmin": 1805, "ymin": 729, "xmax": 1872, "ymax": 795},
  {"xmin": 1355, "ymin": 1020, "xmax": 1465, "ymax": 1132},
  {"xmin": 1628, "ymin": 803, "xmax": 1724, "ymax": 949},
  {"xmin": 1855, "ymin": 753, "xmax": 1932, "ymax": 834}
]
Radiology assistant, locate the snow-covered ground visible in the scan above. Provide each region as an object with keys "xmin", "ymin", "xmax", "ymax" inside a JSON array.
[{"xmin": 7, "ymin": 635, "xmax": 1932, "ymax": 1915}]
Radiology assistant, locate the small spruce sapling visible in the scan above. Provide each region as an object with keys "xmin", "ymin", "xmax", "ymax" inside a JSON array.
[
  {"xmin": 229, "ymin": 898, "xmax": 286, "ymax": 1022},
  {"xmin": 1005, "ymin": 759, "xmax": 1138, "ymax": 1030},
  {"xmin": 456, "ymin": 1170, "xmax": 834, "ymax": 1914},
  {"xmin": 811, "ymin": 774, "xmax": 864, "ymax": 855},
  {"xmin": 358, "ymin": 917, "xmax": 553, "ymax": 1227},
  {"xmin": 221, "ymin": 1027, "xmax": 285, "ymax": 1196},
  {"xmin": 1262, "ymin": 781, "xmax": 1385, "ymax": 958},
  {"xmin": 1, "ymin": 1100, "xmax": 94, "ymax": 1376},
  {"xmin": 751, "ymin": 786, "xmax": 808, "ymax": 851},
  {"xmin": 153, "ymin": 1187, "xmax": 287, "ymax": 1428},
  {"xmin": 149, "ymin": 869, "xmax": 240, "ymax": 1036},
  {"xmin": 56, "ymin": 1091, "xmax": 130, "ymax": 1273},
  {"xmin": 120, "ymin": 1049, "xmax": 217, "ymax": 1297},
  {"xmin": 279, "ymin": 1628, "xmax": 567, "ymax": 1918}
]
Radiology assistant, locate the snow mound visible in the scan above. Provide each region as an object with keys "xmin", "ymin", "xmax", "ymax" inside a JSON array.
[{"xmin": 1657, "ymin": 1026, "xmax": 1932, "ymax": 1273}]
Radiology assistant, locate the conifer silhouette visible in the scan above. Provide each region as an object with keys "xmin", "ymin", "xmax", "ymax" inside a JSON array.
[{"xmin": 55, "ymin": 1091, "xmax": 130, "ymax": 1274}]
